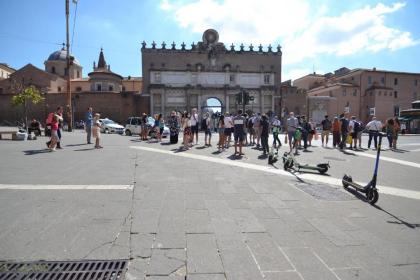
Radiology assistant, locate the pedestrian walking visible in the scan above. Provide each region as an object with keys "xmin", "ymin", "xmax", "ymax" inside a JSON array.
[
  {"xmin": 393, "ymin": 117, "xmax": 400, "ymax": 149},
  {"xmin": 190, "ymin": 108, "xmax": 199, "ymax": 145},
  {"xmin": 286, "ymin": 112, "xmax": 298, "ymax": 153},
  {"xmin": 261, "ymin": 114, "xmax": 270, "ymax": 155},
  {"xmin": 300, "ymin": 115, "xmax": 310, "ymax": 151},
  {"xmin": 308, "ymin": 118, "xmax": 316, "ymax": 146},
  {"xmin": 202, "ymin": 113, "xmax": 212, "ymax": 146},
  {"xmin": 85, "ymin": 107, "xmax": 93, "ymax": 144},
  {"xmin": 218, "ymin": 115, "xmax": 226, "ymax": 151},
  {"xmin": 140, "ymin": 113, "xmax": 148, "ymax": 141},
  {"xmin": 182, "ymin": 112, "xmax": 192, "ymax": 150},
  {"xmin": 366, "ymin": 116, "xmax": 382, "ymax": 149},
  {"xmin": 339, "ymin": 113, "xmax": 349, "ymax": 150},
  {"xmin": 48, "ymin": 109, "xmax": 62, "ymax": 152},
  {"xmin": 168, "ymin": 111, "xmax": 179, "ymax": 144},
  {"xmin": 224, "ymin": 112, "xmax": 233, "ymax": 148},
  {"xmin": 321, "ymin": 115, "xmax": 332, "ymax": 147},
  {"xmin": 253, "ymin": 113, "xmax": 262, "ymax": 148},
  {"xmin": 349, "ymin": 116, "xmax": 361, "ymax": 149},
  {"xmin": 233, "ymin": 110, "xmax": 246, "ymax": 155},
  {"xmin": 385, "ymin": 118, "xmax": 395, "ymax": 149},
  {"xmin": 93, "ymin": 113, "xmax": 103, "ymax": 149},
  {"xmin": 247, "ymin": 114, "xmax": 255, "ymax": 145},
  {"xmin": 332, "ymin": 117, "xmax": 341, "ymax": 148},
  {"xmin": 46, "ymin": 106, "xmax": 64, "ymax": 149},
  {"xmin": 272, "ymin": 116, "xmax": 282, "ymax": 148}
]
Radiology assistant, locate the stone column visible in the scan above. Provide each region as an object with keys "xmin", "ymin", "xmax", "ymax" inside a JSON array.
[{"xmin": 259, "ymin": 89, "xmax": 263, "ymax": 113}]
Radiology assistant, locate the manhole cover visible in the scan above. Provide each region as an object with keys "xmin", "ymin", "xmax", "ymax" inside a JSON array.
[
  {"xmin": 294, "ymin": 182, "xmax": 355, "ymax": 201},
  {"xmin": 323, "ymin": 156, "xmax": 347, "ymax": 162},
  {"xmin": 0, "ymin": 260, "xmax": 128, "ymax": 280}
]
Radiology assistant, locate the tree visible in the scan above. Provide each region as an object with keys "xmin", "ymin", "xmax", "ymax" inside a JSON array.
[{"xmin": 11, "ymin": 85, "xmax": 44, "ymax": 131}]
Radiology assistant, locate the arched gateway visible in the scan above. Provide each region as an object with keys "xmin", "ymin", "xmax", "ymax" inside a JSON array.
[{"xmin": 142, "ymin": 29, "xmax": 281, "ymax": 117}]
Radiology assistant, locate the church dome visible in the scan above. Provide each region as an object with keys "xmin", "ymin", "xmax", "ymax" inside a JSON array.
[{"xmin": 47, "ymin": 48, "xmax": 80, "ymax": 66}]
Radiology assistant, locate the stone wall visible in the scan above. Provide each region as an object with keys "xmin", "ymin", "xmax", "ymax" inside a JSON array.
[{"xmin": 0, "ymin": 92, "xmax": 150, "ymax": 126}]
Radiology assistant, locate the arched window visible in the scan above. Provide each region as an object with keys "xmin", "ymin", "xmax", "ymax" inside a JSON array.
[
  {"xmin": 52, "ymin": 66, "xmax": 56, "ymax": 74},
  {"xmin": 77, "ymin": 71, "xmax": 80, "ymax": 78}
]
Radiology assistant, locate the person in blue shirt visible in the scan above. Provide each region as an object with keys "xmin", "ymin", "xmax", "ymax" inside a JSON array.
[{"xmin": 85, "ymin": 107, "xmax": 93, "ymax": 144}]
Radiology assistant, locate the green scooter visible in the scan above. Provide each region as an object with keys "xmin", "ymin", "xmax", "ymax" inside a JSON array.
[{"xmin": 282, "ymin": 152, "xmax": 330, "ymax": 174}]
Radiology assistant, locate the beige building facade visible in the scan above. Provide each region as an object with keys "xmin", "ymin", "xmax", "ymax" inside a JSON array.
[
  {"xmin": 142, "ymin": 29, "xmax": 282, "ymax": 117},
  {"xmin": 0, "ymin": 63, "xmax": 15, "ymax": 80},
  {"xmin": 293, "ymin": 68, "xmax": 420, "ymax": 125}
]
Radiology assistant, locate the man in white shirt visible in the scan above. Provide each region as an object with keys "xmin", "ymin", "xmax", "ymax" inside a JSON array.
[
  {"xmin": 190, "ymin": 108, "xmax": 199, "ymax": 144},
  {"xmin": 366, "ymin": 116, "xmax": 382, "ymax": 149},
  {"xmin": 224, "ymin": 112, "xmax": 233, "ymax": 147}
]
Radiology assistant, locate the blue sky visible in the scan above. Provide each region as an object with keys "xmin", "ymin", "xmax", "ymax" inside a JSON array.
[{"xmin": 0, "ymin": 0, "xmax": 419, "ymax": 81}]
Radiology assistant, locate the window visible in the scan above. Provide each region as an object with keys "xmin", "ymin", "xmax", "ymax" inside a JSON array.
[
  {"xmin": 229, "ymin": 74, "xmax": 235, "ymax": 83},
  {"xmin": 353, "ymin": 90, "xmax": 357, "ymax": 96},
  {"xmin": 109, "ymin": 85, "xmax": 114, "ymax": 91},
  {"xmin": 122, "ymin": 86, "xmax": 126, "ymax": 91},
  {"xmin": 368, "ymin": 76, "xmax": 372, "ymax": 84},
  {"xmin": 394, "ymin": 106, "xmax": 400, "ymax": 116},
  {"xmin": 351, "ymin": 77, "xmax": 354, "ymax": 81},
  {"xmin": 264, "ymin": 74, "xmax": 270, "ymax": 84},
  {"xmin": 76, "ymin": 87, "xmax": 82, "ymax": 92},
  {"xmin": 0, "ymin": 88, "xmax": 3, "ymax": 94},
  {"xmin": 57, "ymin": 87, "xmax": 61, "ymax": 92},
  {"xmin": 96, "ymin": 83, "xmax": 102, "ymax": 91},
  {"xmin": 342, "ymin": 89, "xmax": 347, "ymax": 96},
  {"xmin": 394, "ymin": 78, "xmax": 398, "ymax": 85},
  {"xmin": 52, "ymin": 67, "xmax": 56, "ymax": 74},
  {"xmin": 415, "ymin": 79, "xmax": 418, "ymax": 86},
  {"xmin": 64, "ymin": 68, "xmax": 68, "ymax": 75},
  {"xmin": 381, "ymin": 77, "xmax": 385, "ymax": 84},
  {"xmin": 414, "ymin": 92, "xmax": 417, "ymax": 100},
  {"xmin": 394, "ymin": 91, "xmax": 398, "ymax": 98},
  {"xmin": 155, "ymin": 72, "xmax": 161, "ymax": 83},
  {"xmin": 77, "ymin": 71, "xmax": 80, "ymax": 78},
  {"xmin": 378, "ymin": 91, "xmax": 381, "ymax": 96}
]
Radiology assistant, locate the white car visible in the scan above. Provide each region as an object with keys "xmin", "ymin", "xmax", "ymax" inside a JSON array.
[{"xmin": 99, "ymin": 118, "xmax": 124, "ymax": 134}]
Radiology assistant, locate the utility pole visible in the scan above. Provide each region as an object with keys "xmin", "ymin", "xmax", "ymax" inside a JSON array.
[{"xmin": 65, "ymin": 0, "xmax": 73, "ymax": 131}]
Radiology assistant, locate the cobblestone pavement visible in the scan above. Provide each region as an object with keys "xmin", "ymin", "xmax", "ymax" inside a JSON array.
[{"xmin": 0, "ymin": 130, "xmax": 419, "ymax": 279}]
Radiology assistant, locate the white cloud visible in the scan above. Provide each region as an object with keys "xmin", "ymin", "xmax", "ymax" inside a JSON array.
[{"xmin": 161, "ymin": 0, "xmax": 419, "ymax": 64}]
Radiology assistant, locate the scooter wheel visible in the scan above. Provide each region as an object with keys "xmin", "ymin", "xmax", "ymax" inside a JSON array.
[
  {"xmin": 366, "ymin": 189, "xmax": 379, "ymax": 205},
  {"xmin": 318, "ymin": 168, "xmax": 328, "ymax": 175}
]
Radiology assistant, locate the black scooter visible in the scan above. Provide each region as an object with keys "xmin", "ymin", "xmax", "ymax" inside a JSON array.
[{"xmin": 342, "ymin": 132, "xmax": 385, "ymax": 205}]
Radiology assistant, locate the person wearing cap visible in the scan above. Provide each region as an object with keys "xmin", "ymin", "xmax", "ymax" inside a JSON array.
[{"xmin": 366, "ymin": 116, "xmax": 382, "ymax": 149}]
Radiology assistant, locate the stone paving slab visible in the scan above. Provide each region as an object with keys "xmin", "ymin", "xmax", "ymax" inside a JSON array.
[{"xmin": 186, "ymin": 233, "xmax": 224, "ymax": 274}]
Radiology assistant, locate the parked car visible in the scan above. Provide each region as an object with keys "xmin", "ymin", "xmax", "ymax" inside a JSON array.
[
  {"xmin": 99, "ymin": 118, "xmax": 124, "ymax": 134},
  {"xmin": 125, "ymin": 116, "xmax": 169, "ymax": 137},
  {"xmin": 125, "ymin": 117, "xmax": 142, "ymax": 136}
]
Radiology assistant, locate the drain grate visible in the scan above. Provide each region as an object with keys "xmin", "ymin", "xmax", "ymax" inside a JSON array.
[
  {"xmin": 294, "ymin": 182, "xmax": 355, "ymax": 201},
  {"xmin": 0, "ymin": 260, "xmax": 128, "ymax": 280}
]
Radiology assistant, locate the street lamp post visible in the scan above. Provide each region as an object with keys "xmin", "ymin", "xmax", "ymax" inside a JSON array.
[{"xmin": 65, "ymin": 0, "xmax": 73, "ymax": 131}]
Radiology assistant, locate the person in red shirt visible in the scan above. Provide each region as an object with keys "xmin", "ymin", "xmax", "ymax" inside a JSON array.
[{"xmin": 48, "ymin": 106, "xmax": 63, "ymax": 151}]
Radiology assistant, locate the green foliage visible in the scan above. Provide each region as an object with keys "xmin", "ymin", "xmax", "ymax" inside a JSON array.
[{"xmin": 11, "ymin": 85, "xmax": 44, "ymax": 107}]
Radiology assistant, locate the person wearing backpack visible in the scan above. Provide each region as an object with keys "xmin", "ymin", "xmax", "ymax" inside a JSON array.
[
  {"xmin": 349, "ymin": 116, "xmax": 361, "ymax": 149},
  {"xmin": 339, "ymin": 113, "xmax": 349, "ymax": 150},
  {"xmin": 321, "ymin": 115, "xmax": 332, "ymax": 147}
]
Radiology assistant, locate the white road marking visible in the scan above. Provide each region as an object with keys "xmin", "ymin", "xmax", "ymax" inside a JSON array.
[
  {"xmin": 130, "ymin": 146, "xmax": 420, "ymax": 201},
  {"xmin": 348, "ymin": 150, "xmax": 420, "ymax": 169},
  {"xmin": 0, "ymin": 184, "xmax": 133, "ymax": 190},
  {"xmin": 399, "ymin": 143, "xmax": 420, "ymax": 146}
]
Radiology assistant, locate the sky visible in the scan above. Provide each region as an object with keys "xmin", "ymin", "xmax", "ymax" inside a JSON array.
[{"xmin": 1, "ymin": 0, "xmax": 419, "ymax": 82}]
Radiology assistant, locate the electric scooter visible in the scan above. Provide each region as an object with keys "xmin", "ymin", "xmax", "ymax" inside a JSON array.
[
  {"xmin": 268, "ymin": 145, "xmax": 279, "ymax": 165},
  {"xmin": 282, "ymin": 152, "xmax": 330, "ymax": 174},
  {"xmin": 342, "ymin": 132, "xmax": 385, "ymax": 205}
]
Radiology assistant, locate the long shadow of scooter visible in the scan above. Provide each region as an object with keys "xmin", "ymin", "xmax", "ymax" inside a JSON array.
[{"xmin": 373, "ymin": 205, "xmax": 420, "ymax": 229}]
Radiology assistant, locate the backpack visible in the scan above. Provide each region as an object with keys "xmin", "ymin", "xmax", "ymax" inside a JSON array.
[
  {"xmin": 201, "ymin": 118, "xmax": 207, "ymax": 130},
  {"xmin": 322, "ymin": 119, "xmax": 332, "ymax": 130},
  {"xmin": 354, "ymin": 121, "xmax": 363, "ymax": 133}
]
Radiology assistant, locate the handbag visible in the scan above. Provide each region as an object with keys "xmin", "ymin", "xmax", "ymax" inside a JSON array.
[{"xmin": 346, "ymin": 134, "xmax": 352, "ymax": 144}]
